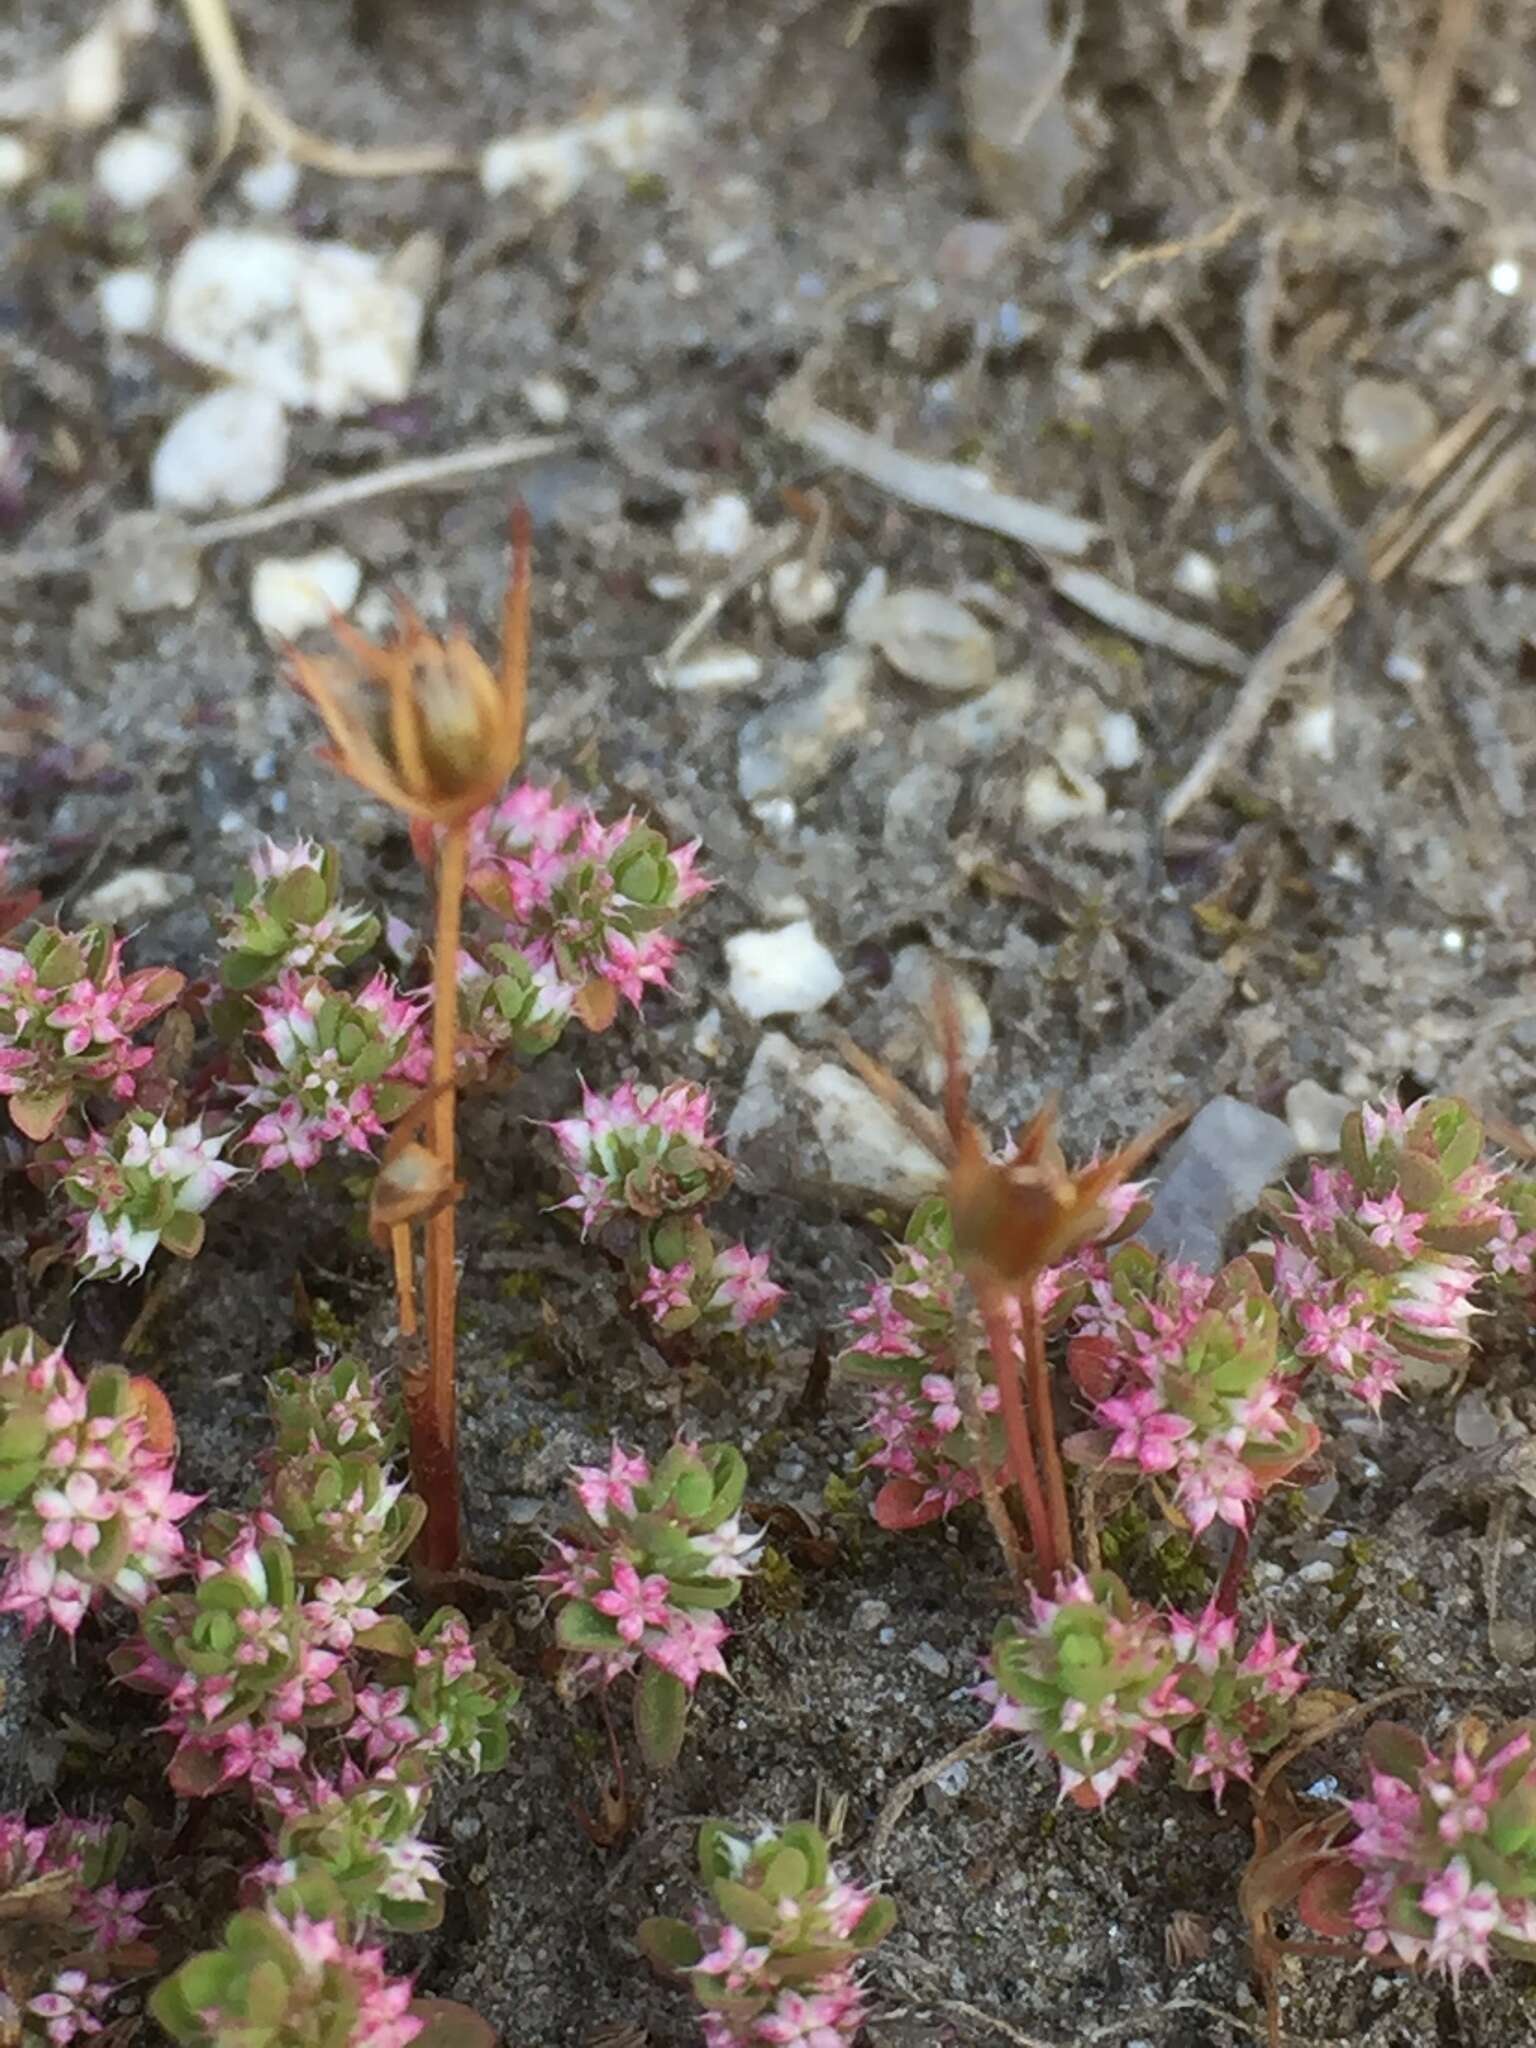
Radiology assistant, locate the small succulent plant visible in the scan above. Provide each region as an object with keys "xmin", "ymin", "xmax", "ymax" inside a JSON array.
[
  {"xmin": 0, "ymin": 1326, "xmax": 195, "ymax": 1635},
  {"xmin": 55, "ymin": 1110, "xmax": 238, "ymax": 1281},
  {"xmin": 639, "ymin": 1819, "xmax": 894, "ymax": 2048},
  {"xmin": 544, "ymin": 1078, "xmax": 732, "ymax": 1235},
  {"xmin": 1, "ymin": 1812, "xmax": 149, "ymax": 2048},
  {"xmin": 1065, "ymin": 1247, "xmax": 1320, "ymax": 1535},
  {"xmin": 0, "ymin": 920, "xmax": 183, "ymax": 1141},
  {"xmin": 541, "ymin": 1441, "xmax": 759, "ymax": 1767},
  {"xmin": 465, "ymin": 783, "xmax": 708, "ymax": 1029},
  {"xmin": 1299, "ymin": 1720, "xmax": 1536, "ymax": 1978},
  {"xmin": 150, "ymin": 1898, "xmax": 423, "ymax": 2048},
  {"xmin": 239, "ymin": 971, "xmax": 430, "ymax": 1172},
  {"xmin": 633, "ymin": 1217, "xmax": 785, "ymax": 1338},
  {"xmin": 985, "ymin": 1570, "xmax": 1305, "ymax": 1808},
  {"xmin": 219, "ymin": 839, "xmax": 380, "ymax": 993}
]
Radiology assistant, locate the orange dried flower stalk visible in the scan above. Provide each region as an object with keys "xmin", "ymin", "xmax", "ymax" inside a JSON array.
[{"xmin": 289, "ymin": 505, "xmax": 534, "ymax": 1573}]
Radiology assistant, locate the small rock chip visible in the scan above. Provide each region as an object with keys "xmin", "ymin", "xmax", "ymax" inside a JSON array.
[
  {"xmin": 801, "ymin": 1062, "xmax": 940, "ymax": 1205},
  {"xmin": 0, "ymin": 135, "xmax": 35, "ymax": 191},
  {"xmin": 76, "ymin": 866, "xmax": 188, "ymax": 925},
  {"xmin": 1172, "ymin": 550, "xmax": 1221, "ymax": 603},
  {"xmin": 853, "ymin": 1598, "xmax": 890, "ymax": 1633},
  {"xmin": 662, "ymin": 646, "xmax": 763, "ymax": 694},
  {"xmin": 151, "ymin": 387, "xmax": 289, "ymax": 512},
  {"xmin": 480, "ymin": 103, "xmax": 690, "ymax": 209},
  {"xmin": 768, "ymin": 558, "xmax": 840, "ymax": 628},
  {"xmin": 1285, "ymin": 1079, "xmax": 1352, "ymax": 1155},
  {"xmin": 1022, "ymin": 758, "xmax": 1106, "ymax": 829},
  {"xmin": 1454, "ymin": 1390, "xmax": 1503, "ymax": 1452},
  {"xmin": 1138, "ymin": 1096, "xmax": 1297, "ymax": 1274},
  {"xmin": 237, "ymin": 154, "xmax": 300, "ymax": 213},
  {"xmin": 93, "ymin": 124, "xmax": 186, "ymax": 208},
  {"xmin": 161, "ymin": 229, "xmax": 436, "ymax": 419},
  {"xmin": 98, "ymin": 266, "xmax": 159, "ymax": 335},
  {"xmin": 521, "ymin": 373, "xmax": 571, "ymax": 426},
  {"xmin": 91, "ymin": 509, "xmax": 202, "ymax": 613},
  {"xmin": 737, "ymin": 648, "xmax": 873, "ymax": 802},
  {"xmin": 863, "ymin": 586, "xmax": 997, "ymax": 693},
  {"xmin": 674, "ymin": 491, "xmax": 755, "ymax": 560},
  {"xmin": 1340, "ymin": 378, "xmax": 1438, "ymax": 486},
  {"xmin": 725, "ymin": 920, "xmax": 843, "ymax": 1020},
  {"xmin": 250, "ymin": 549, "xmax": 362, "ymax": 639},
  {"xmin": 911, "ymin": 1641, "xmax": 950, "ymax": 1679},
  {"xmin": 891, "ymin": 945, "xmax": 991, "ymax": 1090}
]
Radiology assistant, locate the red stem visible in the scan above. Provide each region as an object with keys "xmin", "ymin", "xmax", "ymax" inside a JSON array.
[
  {"xmin": 980, "ymin": 1289, "xmax": 1057, "ymax": 1593},
  {"xmin": 1019, "ymin": 1278, "xmax": 1074, "ymax": 1578}
]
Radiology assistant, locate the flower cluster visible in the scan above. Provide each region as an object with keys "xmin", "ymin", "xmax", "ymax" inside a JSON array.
[
  {"xmin": 545, "ymin": 1078, "xmax": 730, "ymax": 1235},
  {"xmin": 151, "ymin": 1901, "xmax": 422, "ymax": 2048},
  {"xmin": 985, "ymin": 1570, "xmax": 1305, "ymax": 1808},
  {"xmin": 634, "ymin": 1217, "xmax": 785, "ymax": 1338},
  {"xmin": 1261, "ymin": 1097, "xmax": 1500, "ymax": 1408},
  {"xmin": 639, "ymin": 1820, "xmax": 895, "ymax": 2048},
  {"xmin": 455, "ymin": 941, "xmax": 574, "ymax": 1072},
  {"xmin": 0, "ymin": 1326, "xmax": 196, "ymax": 1635},
  {"xmin": 836, "ymin": 1196, "xmax": 1012, "ymax": 1530},
  {"xmin": 541, "ymin": 1441, "xmax": 759, "ymax": 1767},
  {"xmin": 219, "ymin": 839, "xmax": 380, "ymax": 993},
  {"xmin": 54, "ymin": 1112, "xmax": 238, "ymax": 1282},
  {"xmin": 238, "ymin": 972, "xmax": 430, "ymax": 1172},
  {"xmin": 1064, "ymin": 1248, "xmax": 1319, "ymax": 1535},
  {"xmin": 466, "ymin": 782, "xmax": 708, "ymax": 1022},
  {"xmin": 0, "ymin": 1813, "xmax": 149, "ymax": 2047},
  {"xmin": 1305, "ymin": 1720, "xmax": 1536, "ymax": 1979},
  {"xmin": 109, "ymin": 1357, "xmax": 514, "ymax": 1845},
  {"xmin": 0, "ymin": 921, "xmax": 183, "ymax": 1141}
]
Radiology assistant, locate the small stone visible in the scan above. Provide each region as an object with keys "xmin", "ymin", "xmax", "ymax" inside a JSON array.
[
  {"xmin": 911, "ymin": 1641, "xmax": 950, "ymax": 1678},
  {"xmin": 1454, "ymin": 1390, "xmax": 1503, "ymax": 1451},
  {"xmin": 237, "ymin": 154, "xmax": 300, "ymax": 213},
  {"xmin": 480, "ymin": 128, "xmax": 590, "ymax": 209},
  {"xmin": 161, "ymin": 229, "xmax": 436, "ymax": 419},
  {"xmin": 1138, "ymin": 1096, "xmax": 1297, "ymax": 1274},
  {"xmin": 1297, "ymin": 1559, "xmax": 1336, "ymax": 1585},
  {"xmin": 862, "ymin": 586, "xmax": 996, "ymax": 693},
  {"xmin": 450, "ymin": 1811, "xmax": 484, "ymax": 1843},
  {"xmin": 726, "ymin": 920, "xmax": 843, "ymax": 1020},
  {"xmin": 1293, "ymin": 699, "xmax": 1335, "ymax": 760},
  {"xmin": 1285, "ymin": 1079, "xmax": 1352, "ymax": 1155},
  {"xmin": 1490, "ymin": 1618, "xmax": 1536, "ymax": 1665},
  {"xmin": 0, "ymin": 135, "xmax": 35, "ymax": 192},
  {"xmin": 250, "ymin": 549, "xmax": 362, "ymax": 640},
  {"xmin": 1172, "ymin": 551, "xmax": 1221, "ymax": 602},
  {"xmin": 521, "ymin": 373, "xmax": 571, "ymax": 426},
  {"xmin": 853, "ymin": 1598, "xmax": 890, "ymax": 1633},
  {"xmin": 1098, "ymin": 709, "xmax": 1142, "ymax": 771},
  {"xmin": 93, "ymin": 124, "xmax": 186, "ymax": 207},
  {"xmin": 1022, "ymin": 759, "xmax": 1105, "ymax": 829},
  {"xmin": 76, "ymin": 866, "xmax": 188, "ymax": 925},
  {"xmin": 151, "ymin": 387, "xmax": 289, "ymax": 512},
  {"xmin": 663, "ymin": 646, "xmax": 763, "ymax": 694},
  {"xmin": 91, "ymin": 509, "xmax": 202, "ymax": 613},
  {"xmin": 691, "ymin": 1006, "xmax": 724, "ymax": 1060},
  {"xmin": 891, "ymin": 946, "xmax": 991, "ymax": 1090},
  {"xmin": 801, "ymin": 1062, "xmax": 941, "ymax": 1205},
  {"xmin": 98, "ymin": 266, "xmax": 159, "ymax": 335},
  {"xmin": 736, "ymin": 648, "xmax": 873, "ymax": 802},
  {"xmin": 674, "ymin": 491, "xmax": 755, "ymax": 560},
  {"xmin": 1340, "ymin": 378, "xmax": 1438, "ymax": 486},
  {"xmin": 883, "ymin": 764, "xmax": 962, "ymax": 863},
  {"xmin": 1489, "ymin": 258, "xmax": 1523, "ymax": 298},
  {"xmin": 768, "ymin": 558, "xmax": 840, "ymax": 628}
]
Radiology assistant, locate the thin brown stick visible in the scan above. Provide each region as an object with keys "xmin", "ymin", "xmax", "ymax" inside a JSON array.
[
  {"xmin": 867, "ymin": 1727, "xmax": 1000, "ymax": 1872},
  {"xmin": 954, "ymin": 1323, "xmax": 1029, "ymax": 1594},
  {"xmin": 391, "ymin": 1223, "xmax": 417, "ymax": 1338},
  {"xmin": 419, "ymin": 823, "xmax": 469, "ymax": 1570},
  {"xmin": 1019, "ymin": 1283, "xmax": 1073, "ymax": 1577},
  {"xmin": 501, "ymin": 502, "xmax": 533, "ymax": 766},
  {"xmin": 1407, "ymin": 0, "xmax": 1481, "ymax": 196},
  {"xmin": 981, "ymin": 1291, "xmax": 1055, "ymax": 1593}
]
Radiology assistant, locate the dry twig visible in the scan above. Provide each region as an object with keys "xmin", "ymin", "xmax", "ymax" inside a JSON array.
[{"xmin": 867, "ymin": 1727, "xmax": 1001, "ymax": 1872}]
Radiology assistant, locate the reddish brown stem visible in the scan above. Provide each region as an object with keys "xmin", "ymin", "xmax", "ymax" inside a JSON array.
[
  {"xmin": 415, "ymin": 822, "xmax": 468, "ymax": 1570},
  {"xmin": 1214, "ymin": 1522, "xmax": 1252, "ymax": 1617},
  {"xmin": 980, "ymin": 1288, "xmax": 1057, "ymax": 1593},
  {"xmin": 1019, "ymin": 1278, "xmax": 1074, "ymax": 1579}
]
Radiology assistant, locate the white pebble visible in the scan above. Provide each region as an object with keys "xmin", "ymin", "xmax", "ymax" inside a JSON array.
[
  {"xmin": 1441, "ymin": 927, "xmax": 1465, "ymax": 954},
  {"xmin": 674, "ymin": 491, "xmax": 755, "ymax": 560},
  {"xmin": 151, "ymin": 387, "xmax": 289, "ymax": 513},
  {"xmin": 250, "ymin": 549, "xmax": 361, "ymax": 639},
  {"xmin": 93, "ymin": 125, "xmax": 185, "ymax": 208},
  {"xmin": 480, "ymin": 129, "xmax": 588, "ymax": 209},
  {"xmin": 725, "ymin": 920, "xmax": 843, "ymax": 1020},
  {"xmin": 162, "ymin": 229, "xmax": 435, "ymax": 419},
  {"xmin": 1022, "ymin": 759, "xmax": 1106, "ymax": 829},
  {"xmin": 691, "ymin": 1007, "xmax": 724, "ymax": 1061},
  {"xmin": 237, "ymin": 154, "xmax": 300, "ymax": 213},
  {"xmin": 76, "ymin": 866, "xmax": 186, "ymax": 925},
  {"xmin": 1490, "ymin": 258, "xmax": 1523, "ymax": 297},
  {"xmin": 1293, "ymin": 698, "xmax": 1335, "ymax": 760},
  {"xmin": 863, "ymin": 586, "xmax": 995, "ymax": 693},
  {"xmin": 521, "ymin": 373, "xmax": 570, "ymax": 426},
  {"xmin": 663, "ymin": 646, "xmax": 763, "ymax": 693},
  {"xmin": 1172, "ymin": 550, "xmax": 1220, "ymax": 602},
  {"xmin": 1285, "ymin": 1079, "xmax": 1352, "ymax": 1155},
  {"xmin": 1098, "ymin": 709, "xmax": 1142, "ymax": 771},
  {"xmin": 1298, "ymin": 1559, "xmax": 1336, "ymax": 1584},
  {"xmin": 98, "ymin": 266, "xmax": 159, "ymax": 335},
  {"xmin": 0, "ymin": 135, "xmax": 35, "ymax": 192},
  {"xmin": 768, "ymin": 558, "xmax": 839, "ymax": 628},
  {"xmin": 647, "ymin": 573, "xmax": 691, "ymax": 601}
]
